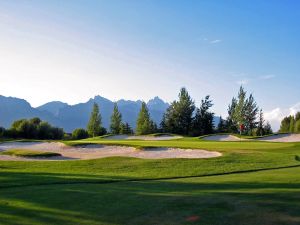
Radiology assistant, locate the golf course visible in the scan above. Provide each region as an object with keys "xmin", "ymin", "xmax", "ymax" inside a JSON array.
[{"xmin": 0, "ymin": 134, "xmax": 300, "ymax": 225}]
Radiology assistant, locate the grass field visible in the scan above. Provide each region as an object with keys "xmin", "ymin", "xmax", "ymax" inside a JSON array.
[
  {"xmin": 0, "ymin": 137, "xmax": 300, "ymax": 224},
  {"xmin": 1, "ymin": 149, "xmax": 61, "ymax": 158}
]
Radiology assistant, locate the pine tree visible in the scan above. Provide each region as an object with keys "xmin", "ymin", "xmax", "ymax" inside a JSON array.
[
  {"xmin": 226, "ymin": 97, "xmax": 238, "ymax": 132},
  {"xmin": 192, "ymin": 95, "xmax": 214, "ymax": 136},
  {"xmin": 136, "ymin": 102, "xmax": 153, "ymax": 135},
  {"xmin": 163, "ymin": 87, "xmax": 195, "ymax": 135},
  {"xmin": 289, "ymin": 116, "xmax": 295, "ymax": 133},
  {"xmin": 110, "ymin": 103, "xmax": 122, "ymax": 134},
  {"xmin": 228, "ymin": 86, "xmax": 259, "ymax": 135},
  {"xmin": 87, "ymin": 103, "xmax": 102, "ymax": 137},
  {"xmin": 257, "ymin": 109, "xmax": 265, "ymax": 136},
  {"xmin": 295, "ymin": 120, "xmax": 300, "ymax": 133},
  {"xmin": 217, "ymin": 116, "xmax": 227, "ymax": 133},
  {"xmin": 263, "ymin": 122, "xmax": 273, "ymax": 135},
  {"xmin": 120, "ymin": 122, "xmax": 133, "ymax": 135},
  {"xmin": 280, "ymin": 116, "xmax": 291, "ymax": 133},
  {"xmin": 244, "ymin": 94, "xmax": 259, "ymax": 134}
]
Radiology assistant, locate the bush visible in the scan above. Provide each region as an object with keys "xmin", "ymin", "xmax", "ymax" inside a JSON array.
[
  {"xmin": 5, "ymin": 118, "xmax": 65, "ymax": 140},
  {"xmin": 0, "ymin": 127, "xmax": 5, "ymax": 137},
  {"xmin": 72, "ymin": 128, "xmax": 89, "ymax": 140}
]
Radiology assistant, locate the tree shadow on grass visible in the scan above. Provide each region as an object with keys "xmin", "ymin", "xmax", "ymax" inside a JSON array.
[{"xmin": 0, "ymin": 173, "xmax": 300, "ymax": 225}]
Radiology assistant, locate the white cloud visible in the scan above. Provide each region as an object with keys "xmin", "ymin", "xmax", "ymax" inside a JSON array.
[
  {"xmin": 264, "ymin": 102, "xmax": 300, "ymax": 131},
  {"xmin": 259, "ymin": 74, "xmax": 276, "ymax": 80},
  {"xmin": 210, "ymin": 39, "xmax": 222, "ymax": 44},
  {"xmin": 236, "ymin": 79, "xmax": 250, "ymax": 85}
]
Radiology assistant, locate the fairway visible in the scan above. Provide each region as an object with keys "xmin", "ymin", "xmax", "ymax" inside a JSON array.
[{"xmin": 0, "ymin": 138, "xmax": 300, "ymax": 225}]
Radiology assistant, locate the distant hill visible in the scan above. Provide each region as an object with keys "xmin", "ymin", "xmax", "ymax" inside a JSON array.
[
  {"xmin": 37, "ymin": 101, "xmax": 69, "ymax": 116},
  {"xmin": 0, "ymin": 95, "xmax": 169, "ymax": 132}
]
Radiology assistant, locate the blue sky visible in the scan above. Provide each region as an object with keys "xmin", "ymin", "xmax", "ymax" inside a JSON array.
[{"xmin": 0, "ymin": 0, "xmax": 299, "ymax": 130}]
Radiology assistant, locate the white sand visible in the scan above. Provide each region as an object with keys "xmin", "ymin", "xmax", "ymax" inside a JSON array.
[
  {"xmin": 0, "ymin": 142, "xmax": 221, "ymax": 161},
  {"xmin": 202, "ymin": 135, "xmax": 244, "ymax": 141},
  {"xmin": 103, "ymin": 134, "xmax": 183, "ymax": 141},
  {"xmin": 256, "ymin": 133, "xmax": 300, "ymax": 142}
]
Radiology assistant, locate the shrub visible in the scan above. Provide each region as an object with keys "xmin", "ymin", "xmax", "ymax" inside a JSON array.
[
  {"xmin": 5, "ymin": 118, "xmax": 65, "ymax": 140},
  {"xmin": 72, "ymin": 128, "xmax": 89, "ymax": 140},
  {"xmin": 0, "ymin": 127, "xmax": 5, "ymax": 137}
]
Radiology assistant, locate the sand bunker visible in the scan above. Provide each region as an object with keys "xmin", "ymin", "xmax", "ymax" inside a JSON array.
[
  {"xmin": 103, "ymin": 134, "xmax": 183, "ymax": 141},
  {"xmin": 0, "ymin": 142, "xmax": 221, "ymax": 161},
  {"xmin": 257, "ymin": 133, "xmax": 300, "ymax": 142},
  {"xmin": 202, "ymin": 135, "xmax": 244, "ymax": 142}
]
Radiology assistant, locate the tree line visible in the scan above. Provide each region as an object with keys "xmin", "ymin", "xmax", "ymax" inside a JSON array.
[
  {"xmin": 280, "ymin": 112, "xmax": 300, "ymax": 133},
  {"xmin": 0, "ymin": 86, "xmax": 276, "ymax": 140},
  {"xmin": 0, "ymin": 118, "xmax": 64, "ymax": 139}
]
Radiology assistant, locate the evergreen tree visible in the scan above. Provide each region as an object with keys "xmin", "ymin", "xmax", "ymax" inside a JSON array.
[
  {"xmin": 120, "ymin": 122, "xmax": 133, "ymax": 135},
  {"xmin": 244, "ymin": 94, "xmax": 259, "ymax": 134},
  {"xmin": 226, "ymin": 97, "xmax": 238, "ymax": 132},
  {"xmin": 233, "ymin": 86, "xmax": 247, "ymax": 128},
  {"xmin": 295, "ymin": 119, "xmax": 300, "ymax": 133},
  {"xmin": 217, "ymin": 116, "xmax": 227, "ymax": 133},
  {"xmin": 263, "ymin": 122, "xmax": 273, "ymax": 135},
  {"xmin": 257, "ymin": 109, "xmax": 265, "ymax": 136},
  {"xmin": 136, "ymin": 102, "xmax": 153, "ymax": 135},
  {"xmin": 162, "ymin": 87, "xmax": 195, "ymax": 135},
  {"xmin": 110, "ymin": 103, "xmax": 122, "ymax": 134},
  {"xmin": 289, "ymin": 116, "xmax": 295, "ymax": 133},
  {"xmin": 192, "ymin": 95, "xmax": 214, "ymax": 136},
  {"xmin": 87, "ymin": 103, "xmax": 102, "ymax": 137},
  {"xmin": 280, "ymin": 116, "xmax": 291, "ymax": 133},
  {"xmin": 295, "ymin": 112, "xmax": 300, "ymax": 122},
  {"xmin": 227, "ymin": 86, "xmax": 259, "ymax": 135}
]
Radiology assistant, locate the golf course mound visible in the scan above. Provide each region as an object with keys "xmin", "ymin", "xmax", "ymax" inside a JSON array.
[
  {"xmin": 103, "ymin": 134, "xmax": 183, "ymax": 141},
  {"xmin": 201, "ymin": 134, "xmax": 244, "ymax": 141},
  {"xmin": 1, "ymin": 149, "xmax": 61, "ymax": 158},
  {"xmin": 256, "ymin": 133, "xmax": 300, "ymax": 142},
  {"xmin": 0, "ymin": 142, "xmax": 221, "ymax": 160}
]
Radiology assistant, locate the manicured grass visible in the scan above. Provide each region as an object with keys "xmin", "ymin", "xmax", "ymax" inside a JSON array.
[
  {"xmin": 0, "ymin": 138, "xmax": 300, "ymax": 224},
  {"xmin": 0, "ymin": 166, "xmax": 300, "ymax": 225},
  {"xmin": 1, "ymin": 149, "xmax": 61, "ymax": 158}
]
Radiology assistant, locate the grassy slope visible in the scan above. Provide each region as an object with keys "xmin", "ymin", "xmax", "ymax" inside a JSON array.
[
  {"xmin": 1, "ymin": 149, "xmax": 61, "ymax": 158},
  {"xmin": 0, "ymin": 138, "xmax": 300, "ymax": 224}
]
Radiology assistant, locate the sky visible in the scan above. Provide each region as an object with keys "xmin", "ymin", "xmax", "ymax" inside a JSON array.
[{"xmin": 0, "ymin": 0, "xmax": 299, "ymax": 130}]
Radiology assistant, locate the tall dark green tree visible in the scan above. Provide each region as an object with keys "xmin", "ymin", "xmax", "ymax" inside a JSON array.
[
  {"xmin": 233, "ymin": 86, "xmax": 247, "ymax": 127},
  {"xmin": 244, "ymin": 94, "xmax": 259, "ymax": 134},
  {"xmin": 263, "ymin": 122, "xmax": 273, "ymax": 135},
  {"xmin": 217, "ymin": 116, "xmax": 227, "ymax": 133},
  {"xmin": 280, "ymin": 116, "xmax": 291, "ymax": 133},
  {"xmin": 87, "ymin": 103, "xmax": 102, "ymax": 137},
  {"xmin": 257, "ymin": 109, "xmax": 265, "ymax": 136},
  {"xmin": 136, "ymin": 102, "xmax": 153, "ymax": 135},
  {"xmin": 120, "ymin": 122, "xmax": 133, "ymax": 135},
  {"xmin": 226, "ymin": 97, "xmax": 238, "ymax": 132},
  {"xmin": 289, "ymin": 116, "xmax": 295, "ymax": 133},
  {"xmin": 162, "ymin": 87, "xmax": 195, "ymax": 135},
  {"xmin": 227, "ymin": 86, "xmax": 259, "ymax": 135},
  {"xmin": 110, "ymin": 103, "xmax": 122, "ymax": 134},
  {"xmin": 191, "ymin": 95, "xmax": 214, "ymax": 136}
]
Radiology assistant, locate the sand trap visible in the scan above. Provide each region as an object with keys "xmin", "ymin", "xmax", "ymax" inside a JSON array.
[
  {"xmin": 103, "ymin": 134, "xmax": 183, "ymax": 141},
  {"xmin": 257, "ymin": 133, "xmax": 300, "ymax": 142},
  {"xmin": 0, "ymin": 142, "xmax": 221, "ymax": 161},
  {"xmin": 202, "ymin": 135, "xmax": 244, "ymax": 142}
]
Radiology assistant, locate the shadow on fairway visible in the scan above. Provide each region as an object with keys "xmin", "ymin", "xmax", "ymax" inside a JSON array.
[{"xmin": 0, "ymin": 171, "xmax": 300, "ymax": 225}]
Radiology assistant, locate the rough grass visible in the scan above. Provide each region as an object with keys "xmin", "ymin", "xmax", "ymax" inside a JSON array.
[{"xmin": 1, "ymin": 149, "xmax": 61, "ymax": 158}]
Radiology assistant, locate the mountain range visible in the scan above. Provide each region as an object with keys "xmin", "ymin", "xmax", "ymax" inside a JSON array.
[{"xmin": 0, "ymin": 95, "xmax": 169, "ymax": 132}]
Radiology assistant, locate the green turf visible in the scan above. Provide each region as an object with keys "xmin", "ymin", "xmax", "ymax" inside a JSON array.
[
  {"xmin": 0, "ymin": 138, "xmax": 300, "ymax": 224},
  {"xmin": 1, "ymin": 149, "xmax": 61, "ymax": 158}
]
